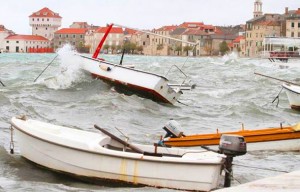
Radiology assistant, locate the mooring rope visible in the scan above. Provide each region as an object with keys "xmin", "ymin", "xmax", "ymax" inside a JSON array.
[{"xmin": 233, "ymin": 163, "xmax": 289, "ymax": 173}]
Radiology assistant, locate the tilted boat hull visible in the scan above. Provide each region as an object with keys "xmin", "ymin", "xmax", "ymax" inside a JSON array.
[
  {"xmin": 11, "ymin": 117, "xmax": 224, "ymax": 191},
  {"xmin": 163, "ymin": 125, "xmax": 300, "ymax": 151},
  {"xmin": 77, "ymin": 55, "xmax": 182, "ymax": 104},
  {"xmin": 282, "ymin": 83, "xmax": 300, "ymax": 110}
]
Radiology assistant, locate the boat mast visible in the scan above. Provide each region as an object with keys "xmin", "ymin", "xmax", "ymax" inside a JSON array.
[{"xmin": 92, "ymin": 24, "xmax": 114, "ymax": 59}]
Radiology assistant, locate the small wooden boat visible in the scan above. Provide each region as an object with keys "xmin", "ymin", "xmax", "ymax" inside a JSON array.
[
  {"xmin": 161, "ymin": 121, "xmax": 300, "ymax": 151},
  {"xmin": 282, "ymin": 83, "xmax": 300, "ymax": 110},
  {"xmin": 10, "ymin": 117, "xmax": 225, "ymax": 191}
]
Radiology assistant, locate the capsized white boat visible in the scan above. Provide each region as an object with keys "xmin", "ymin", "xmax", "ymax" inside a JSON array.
[
  {"xmin": 77, "ymin": 54, "xmax": 189, "ymax": 105},
  {"xmin": 282, "ymin": 83, "xmax": 300, "ymax": 110},
  {"xmin": 77, "ymin": 23, "xmax": 195, "ymax": 105},
  {"xmin": 10, "ymin": 117, "xmax": 225, "ymax": 191}
]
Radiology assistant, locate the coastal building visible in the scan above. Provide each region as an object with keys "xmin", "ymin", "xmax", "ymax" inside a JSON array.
[
  {"xmin": 0, "ymin": 25, "xmax": 15, "ymax": 52},
  {"xmin": 285, "ymin": 8, "xmax": 300, "ymax": 38},
  {"xmin": 232, "ymin": 36, "xmax": 246, "ymax": 56},
  {"xmin": 29, "ymin": 7, "xmax": 62, "ymax": 40},
  {"xmin": 53, "ymin": 28, "xmax": 87, "ymax": 52},
  {"xmin": 69, "ymin": 22, "xmax": 89, "ymax": 29},
  {"xmin": 90, "ymin": 26, "xmax": 124, "ymax": 54},
  {"xmin": 150, "ymin": 25, "xmax": 177, "ymax": 56},
  {"xmin": 3, "ymin": 34, "xmax": 50, "ymax": 53},
  {"xmin": 181, "ymin": 29, "xmax": 210, "ymax": 56}
]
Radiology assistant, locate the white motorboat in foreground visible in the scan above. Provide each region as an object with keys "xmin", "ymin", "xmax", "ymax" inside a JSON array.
[
  {"xmin": 10, "ymin": 117, "xmax": 225, "ymax": 191},
  {"xmin": 282, "ymin": 83, "xmax": 300, "ymax": 110}
]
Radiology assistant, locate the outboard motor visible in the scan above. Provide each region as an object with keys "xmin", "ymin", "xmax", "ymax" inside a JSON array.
[
  {"xmin": 162, "ymin": 120, "xmax": 184, "ymax": 138},
  {"xmin": 219, "ymin": 134, "xmax": 247, "ymax": 188},
  {"xmin": 219, "ymin": 134, "xmax": 247, "ymax": 156}
]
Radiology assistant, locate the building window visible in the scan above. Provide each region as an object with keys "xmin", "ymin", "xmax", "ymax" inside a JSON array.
[
  {"xmin": 59, "ymin": 42, "xmax": 61, "ymax": 45},
  {"xmin": 73, "ymin": 42, "xmax": 75, "ymax": 45},
  {"xmin": 59, "ymin": 34, "xmax": 62, "ymax": 38},
  {"xmin": 291, "ymin": 22, "xmax": 294, "ymax": 28},
  {"xmin": 73, "ymin": 35, "xmax": 75, "ymax": 38},
  {"xmin": 47, "ymin": 18, "xmax": 49, "ymax": 21},
  {"xmin": 291, "ymin": 32, "xmax": 294, "ymax": 37},
  {"xmin": 6, "ymin": 46, "xmax": 9, "ymax": 51},
  {"xmin": 298, "ymin": 23, "xmax": 300, "ymax": 28},
  {"xmin": 42, "ymin": 18, "xmax": 44, "ymax": 21},
  {"xmin": 36, "ymin": 27, "xmax": 38, "ymax": 30},
  {"xmin": 80, "ymin": 35, "xmax": 83, "ymax": 38},
  {"xmin": 46, "ymin": 28, "xmax": 47, "ymax": 30},
  {"xmin": 66, "ymin": 35, "xmax": 68, "ymax": 38},
  {"xmin": 16, "ymin": 41, "xmax": 19, "ymax": 43},
  {"xmin": 6, "ymin": 41, "xmax": 9, "ymax": 43},
  {"xmin": 298, "ymin": 32, "xmax": 300, "ymax": 37},
  {"xmin": 32, "ymin": 18, "xmax": 34, "ymax": 21},
  {"xmin": 37, "ymin": 18, "xmax": 39, "ymax": 21}
]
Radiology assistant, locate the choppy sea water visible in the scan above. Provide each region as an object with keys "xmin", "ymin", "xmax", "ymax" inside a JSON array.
[{"xmin": 1, "ymin": 46, "xmax": 300, "ymax": 191}]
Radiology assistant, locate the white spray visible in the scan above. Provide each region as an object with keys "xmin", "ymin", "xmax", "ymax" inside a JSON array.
[{"xmin": 43, "ymin": 44, "xmax": 87, "ymax": 89}]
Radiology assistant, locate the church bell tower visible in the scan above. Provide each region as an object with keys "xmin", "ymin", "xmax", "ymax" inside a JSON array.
[{"xmin": 253, "ymin": 0, "xmax": 263, "ymax": 18}]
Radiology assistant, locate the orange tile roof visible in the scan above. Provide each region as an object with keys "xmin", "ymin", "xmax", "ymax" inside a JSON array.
[
  {"xmin": 96, "ymin": 27, "xmax": 123, "ymax": 33},
  {"xmin": 182, "ymin": 29, "xmax": 208, "ymax": 35},
  {"xmin": 29, "ymin": 7, "xmax": 61, "ymax": 18},
  {"xmin": 179, "ymin": 22, "xmax": 204, "ymax": 28},
  {"xmin": 5, "ymin": 35, "xmax": 49, "ymax": 41},
  {"xmin": 124, "ymin": 28, "xmax": 137, "ymax": 34},
  {"xmin": 200, "ymin": 25, "xmax": 214, "ymax": 30},
  {"xmin": 233, "ymin": 35, "xmax": 245, "ymax": 43},
  {"xmin": 257, "ymin": 21, "xmax": 280, "ymax": 26},
  {"xmin": 156, "ymin": 25, "xmax": 177, "ymax": 31},
  {"xmin": 55, "ymin": 28, "xmax": 87, "ymax": 34}
]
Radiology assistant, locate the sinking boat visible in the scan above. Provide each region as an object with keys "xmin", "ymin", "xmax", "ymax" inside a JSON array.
[
  {"xmin": 160, "ymin": 120, "xmax": 300, "ymax": 151},
  {"xmin": 77, "ymin": 23, "xmax": 195, "ymax": 105},
  {"xmin": 282, "ymin": 83, "xmax": 300, "ymax": 110},
  {"xmin": 10, "ymin": 116, "xmax": 226, "ymax": 191}
]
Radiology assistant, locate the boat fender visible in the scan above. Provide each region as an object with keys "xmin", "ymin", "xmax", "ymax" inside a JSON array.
[{"xmin": 100, "ymin": 65, "xmax": 111, "ymax": 71}]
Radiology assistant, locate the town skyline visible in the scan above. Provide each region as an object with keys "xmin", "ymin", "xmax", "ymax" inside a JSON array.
[{"xmin": 0, "ymin": 0, "xmax": 299, "ymax": 34}]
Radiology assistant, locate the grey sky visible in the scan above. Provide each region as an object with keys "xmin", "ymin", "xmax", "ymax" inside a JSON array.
[{"xmin": 0, "ymin": 0, "xmax": 299, "ymax": 34}]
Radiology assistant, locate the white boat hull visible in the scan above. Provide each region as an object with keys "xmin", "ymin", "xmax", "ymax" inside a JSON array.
[
  {"xmin": 11, "ymin": 117, "xmax": 225, "ymax": 191},
  {"xmin": 77, "ymin": 55, "xmax": 182, "ymax": 104},
  {"xmin": 282, "ymin": 83, "xmax": 300, "ymax": 110}
]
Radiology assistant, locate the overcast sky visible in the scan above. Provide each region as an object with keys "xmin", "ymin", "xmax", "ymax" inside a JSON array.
[{"xmin": 0, "ymin": 0, "xmax": 299, "ymax": 34}]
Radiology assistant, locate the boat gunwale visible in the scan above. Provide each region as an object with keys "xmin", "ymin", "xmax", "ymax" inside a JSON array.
[
  {"xmin": 11, "ymin": 119, "xmax": 224, "ymax": 165},
  {"xmin": 282, "ymin": 83, "xmax": 300, "ymax": 95},
  {"xmin": 164, "ymin": 127, "xmax": 300, "ymax": 144},
  {"xmin": 79, "ymin": 54, "xmax": 169, "ymax": 81}
]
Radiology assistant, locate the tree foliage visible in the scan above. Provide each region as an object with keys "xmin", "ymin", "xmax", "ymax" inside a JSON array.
[{"xmin": 219, "ymin": 41, "xmax": 229, "ymax": 55}]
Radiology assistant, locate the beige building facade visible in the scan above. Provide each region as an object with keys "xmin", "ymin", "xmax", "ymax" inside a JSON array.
[
  {"xmin": 285, "ymin": 9, "xmax": 300, "ymax": 38},
  {"xmin": 29, "ymin": 7, "xmax": 62, "ymax": 40}
]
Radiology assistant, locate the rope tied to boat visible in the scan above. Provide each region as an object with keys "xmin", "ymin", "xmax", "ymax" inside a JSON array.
[
  {"xmin": 233, "ymin": 163, "xmax": 289, "ymax": 173},
  {"xmin": 10, "ymin": 125, "xmax": 14, "ymax": 154},
  {"xmin": 272, "ymin": 87, "xmax": 283, "ymax": 107}
]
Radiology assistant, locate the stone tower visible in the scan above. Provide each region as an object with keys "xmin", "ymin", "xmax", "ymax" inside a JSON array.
[
  {"xmin": 253, "ymin": 0, "xmax": 263, "ymax": 18},
  {"xmin": 29, "ymin": 7, "xmax": 62, "ymax": 40}
]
